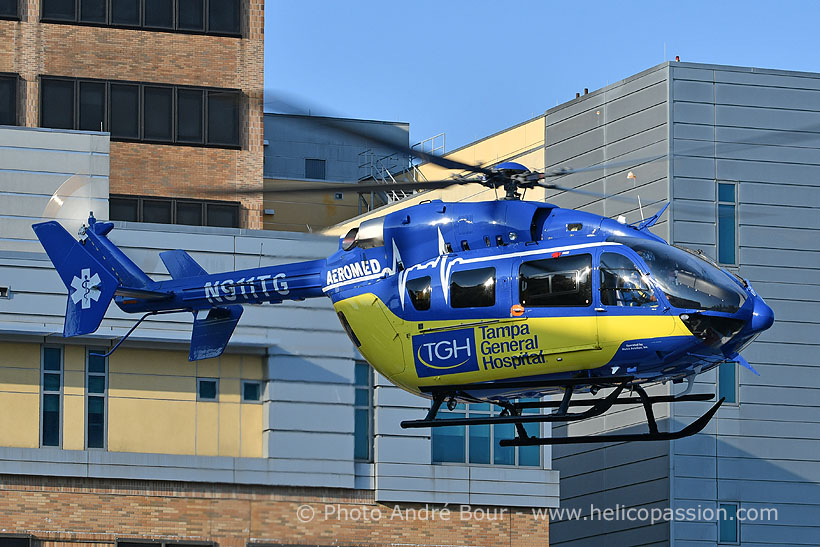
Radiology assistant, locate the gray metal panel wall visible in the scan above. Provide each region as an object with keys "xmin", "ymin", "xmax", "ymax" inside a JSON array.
[
  {"xmin": 544, "ymin": 63, "xmax": 671, "ymax": 241},
  {"xmin": 0, "ymin": 126, "xmax": 109, "ymax": 254},
  {"xmin": 544, "ymin": 64, "xmax": 673, "ymax": 547},
  {"xmin": 669, "ymin": 62, "xmax": 820, "ymax": 547},
  {"xmin": 263, "ymin": 114, "xmax": 410, "ymax": 181}
]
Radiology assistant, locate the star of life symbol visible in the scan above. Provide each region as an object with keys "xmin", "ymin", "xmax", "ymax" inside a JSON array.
[{"xmin": 70, "ymin": 268, "xmax": 101, "ymax": 309}]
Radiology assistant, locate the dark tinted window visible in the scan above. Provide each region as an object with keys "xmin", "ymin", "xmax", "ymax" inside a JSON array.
[
  {"xmin": 207, "ymin": 90, "xmax": 240, "ymax": 146},
  {"xmin": 0, "ymin": 75, "xmax": 15, "ymax": 126},
  {"xmin": 87, "ymin": 395, "xmax": 104, "ymax": 448},
  {"xmin": 406, "ymin": 276, "xmax": 431, "ymax": 311},
  {"xmin": 305, "ymin": 158, "xmax": 326, "ymax": 179},
  {"xmin": 0, "ymin": 0, "xmax": 18, "ymax": 18},
  {"xmin": 450, "ymin": 267, "xmax": 495, "ymax": 308},
  {"xmin": 243, "ymin": 381, "xmax": 260, "ymax": 402},
  {"xmin": 80, "ymin": 0, "xmax": 107, "ymax": 22},
  {"xmin": 143, "ymin": 86, "xmax": 172, "ymax": 140},
  {"xmin": 198, "ymin": 378, "xmax": 217, "ymax": 400},
  {"xmin": 520, "ymin": 254, "xmax": 592, "ymax": 307},
  {"xmin": 42, "ymin": 0, "xmax": 75, "ymax": 20},
  {"xmin": 600, "ymin": 252, "xmax": 657, "ymax": 307},
  {"xmin": 177, "ymin": 88, "xmax": 203, "ymax": 142},
  {"xmin": 109, "ymin": 197, "xmax": 138, "ymax": 221},
  {"xmin": 176, "ymin": 201, "xmax": 202, "ymax": 225},
  {"xmin": 142, "ymin": 199, "xmax": 172, "ymax": 223},
  {"xmin": 178, "ymin": 0, "xmax": 204, "ymax": 30},
  {"xmin": 111, "ymin": 0, "xmax": 140, "ymax": 25},
  {"xmin": 208, "ymin": 0, "xmax": 240, "ymax": 34},
  {"xmin": 206, "ymin": 203, "xmax": 239, "ymax": 227},
  {"xmin": 110, "ymin": 83, "xmax": 139, "ymax": 138},
  {"xmin": 41, "ymin": 79, "xmax": 75, "ymax": 129},
  {"xmin": 144, "ymin": 0, "xmax": 173, "ymax": 28},
  {"xmin": 79, "ymin": 81, "xmax": 105, "ymax": 131}
]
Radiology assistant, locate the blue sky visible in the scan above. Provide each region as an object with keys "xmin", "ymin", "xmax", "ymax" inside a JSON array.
[{"xmin": 266, "ymin": 0, "xmax": 820, "ymax": 152}]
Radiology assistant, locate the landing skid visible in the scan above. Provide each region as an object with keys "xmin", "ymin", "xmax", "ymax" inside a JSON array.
[{"xmin": 400, "ymin": 377, "xmax": 723, "ymax": 445}]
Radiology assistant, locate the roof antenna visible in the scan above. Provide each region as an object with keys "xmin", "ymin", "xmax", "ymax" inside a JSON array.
[{"xmin": 627, "ymin": 171, "xmax": 644, "ymax": 220}]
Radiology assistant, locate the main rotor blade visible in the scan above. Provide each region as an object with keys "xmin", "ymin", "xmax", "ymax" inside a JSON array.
[
  {"xmin": 212, "ymin": 178, "xmax": 485, "ymax": 197},
  {"xmin": 263, "ymin": 92, "xmax": 494, "ymax": 176},
  {"xmin": 542, "ymin": 154, "xmax": 666, "ymax": 178}
]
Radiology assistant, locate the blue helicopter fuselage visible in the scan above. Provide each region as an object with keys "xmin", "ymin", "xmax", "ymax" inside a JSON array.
[{"xmin": 321, "ymin": 199, "xmax": 773, "ymax": 401}]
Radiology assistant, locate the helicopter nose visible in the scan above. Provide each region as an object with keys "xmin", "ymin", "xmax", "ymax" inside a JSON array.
[{"xmin": 750, "ymin": 296, "xmax": 774, "ymax": 333}]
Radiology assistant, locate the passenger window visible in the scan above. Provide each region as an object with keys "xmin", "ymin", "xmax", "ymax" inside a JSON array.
[
  {"xmin": 519, "ymin": 254, "xmax": 592, "ymax": 307},
  {"xmin": 406, "ymin": 276, "xmax": 432, "ymax": 311},
  {"xmin": 450, "ymin": 267, "xmax": 495, "ymax": 308},
  {"xmin": 600, "ymin": 253, "xmax": 658, "ymax": 307}
]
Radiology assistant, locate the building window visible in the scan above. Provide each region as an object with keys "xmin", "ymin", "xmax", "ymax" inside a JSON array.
[
  {"xmin": 0, "ymin": 535, "xmax": 31, "ymax": 547},
  {"xmin": 0, "ymin": 74, "xmax": 18, "ymax": 126},
  {"xmin": 109, "ymin": 195, "xmax": 241, "ymax": 228},
  {"xmin": 718, "ymin": 502, "xmax": 739, "ymax": 544},
  {"xmin": 718, "ymin": 362, "xmax": 737, "ymax": 404},
  {"xmin": 717, "ymin": 182, "xmax": 737, "ymax": 265},
  {"xmin": 41, "ymin": 0, "xmax": 241, "ymax": 36},
  {"xmin": 305, "ymin": 158, "xmax": 326, "ymax": 180},
  {"xmin": 197, "ymin": 378, "xmax": 218, "ymax": 401},
  {"xmin": 354, "ymin": 361, "xmax": 373, "ymax": 462},
  {"xmin": 40, "ymin": 76, "xmax": 243, "ymax": 148},
  {"xmin": 86, "ymin": 349, "xmax": 107, "ymax": 449},
  {"xmin": 521, "ymin": 253, "xmax": 592, "ymax": 307},
  {"xmin": 41, "ymin": 346, "xmax": 63, "ymax": 447},
  {"xmin": 0, "ymin": 0, "xmax": 20, "ymax": 20},
  {"xmin": 450, "ymin": 267, "xmax": 496, "ymax": 308},
  {"xmin": 242, "ymin": 380, "xmax": 261, "ymax": 402},
  {"xmin": 432, "ymin": 402, "xmax": 540, "ymax": 467}
]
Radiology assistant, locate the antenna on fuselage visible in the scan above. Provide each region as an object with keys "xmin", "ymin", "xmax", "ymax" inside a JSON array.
[{"xmin": 627, "ymin": 171, "xmax": 645, "ymax": 220}]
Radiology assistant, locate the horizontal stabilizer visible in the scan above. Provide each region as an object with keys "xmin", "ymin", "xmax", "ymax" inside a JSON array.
[
  {"xmin": 190, "ymin": 305, "xmax": 243, "ymax": 361},
  {"xmin": 160, "ymin": 249, "xmax": 208, "ymax": 279},
  {"xmin": 32, "ymin": 221, "xmax": 119, "ymax": 337}
]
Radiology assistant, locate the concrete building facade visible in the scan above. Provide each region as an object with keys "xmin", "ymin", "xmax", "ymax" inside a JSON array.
[
  {"xmin": 0, "ymin": 0, "xmax": 264, "ymax": 229},
  {"xmin": 542, "ymin": 61, "xmax": 820, "ymax": 547},
  {"xmin": 0, "ymin": 125, "xmax": 558, "ymax": 546}
]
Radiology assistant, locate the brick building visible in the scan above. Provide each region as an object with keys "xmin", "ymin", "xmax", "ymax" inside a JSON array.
[{"xmin": 0, "ymin": 0, "xmax": 264, "ymax": 229}]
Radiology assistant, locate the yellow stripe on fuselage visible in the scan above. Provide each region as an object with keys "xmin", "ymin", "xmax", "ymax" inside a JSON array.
[{"xmin": 334, "ymin": 293, "xmax": 693, "ymax": 396}]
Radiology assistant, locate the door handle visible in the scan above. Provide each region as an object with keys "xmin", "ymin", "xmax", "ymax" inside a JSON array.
[{"xmin": 595, "ymin": 307, "xmax": 606, "ymax": 312}]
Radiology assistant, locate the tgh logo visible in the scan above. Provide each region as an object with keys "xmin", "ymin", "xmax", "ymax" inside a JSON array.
[{"xmin": 412, "ymin": 328, "xmax": 479, "ymax": 378}]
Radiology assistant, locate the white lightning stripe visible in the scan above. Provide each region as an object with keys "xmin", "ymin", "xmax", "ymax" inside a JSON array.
[{"xmin": 323, "ymin": 240, "xmax": 622, "ymax": 296}]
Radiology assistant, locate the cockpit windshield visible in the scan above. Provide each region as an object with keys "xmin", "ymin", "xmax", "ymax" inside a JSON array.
[{"xmin": 609, "ymin": 237, "xmax": 747, "ymax": 313}]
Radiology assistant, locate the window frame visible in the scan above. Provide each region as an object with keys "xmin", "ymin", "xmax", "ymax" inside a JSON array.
[
  {"xmin": 0, "ymin": 0, "xmax": 20, "ymax": 20},
  {"xmin": 109, "ymin": 195, "xmax": 241, "ymax": 227},
  {"xmin": 0, "ymin": 72, "xmax": 19, "ymax": 126},
  {"xmin": 718, "ymin": 361, "xmax": 738, "ymax": 406},
  {"xmin": 41, "ymin": 345, "xmax": 63, "ymax": 448},
  {"xmin": 40, "ymin": 0, "xmax": 242, "ymax": 37},
  {"xmin": 86, "ymin": 348, "xmax": 108, "ymax": 449},
  {"xmin": 305, "ymin": 158, "xmax": 326, "ymax": 180},
  {"xmin": 431, "ymin": 402, "xmax": 542, "ymax": 468},
  {"xmin": 196, "ymin": 377, "xmax": 218, "ymax": 401},
  {"xmin": 40, "ymin": 76, "xmax": 243, "ymax": 149},
  {"xmin": 241, "ymin": 380, "xmax": 262, "ymax": 403},
  {"xmin": 598, "ymin": 251, "xmax": 659, "ymax": 309},
  {"xmin": 718, "ymin": 502, "xmax": 740, "ymax": 544},
  {"xmin": 716, "ymin": 180, "xmax": 739, "ymax": 267},
  {"xmin": 353, "ymin": 360, "xmax": 374, "ymax": 462}
]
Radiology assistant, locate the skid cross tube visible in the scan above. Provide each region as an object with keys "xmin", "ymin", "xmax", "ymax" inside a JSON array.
[
  {"xmin": 401, "ymin": 381, "xmax": 628, "ymax": 429},
  {"xmin": 500, "ymin": 392, "xmax": 725, "ymax": 446}
]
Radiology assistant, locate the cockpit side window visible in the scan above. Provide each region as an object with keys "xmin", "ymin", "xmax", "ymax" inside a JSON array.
[
  {"xmin": 519, "ymin": 254, "xmax": 592, "ymax": 307},
  {"xmin": 450, "ymin": 267, "xmax": 495, "ymax": 308},
  {"xmin": 406, "ymin": 276, "xmax": 432, "ymax": 311},
  {"xmin": 600, "ymin": 252, "xmax": 658, "ymax": 308}
]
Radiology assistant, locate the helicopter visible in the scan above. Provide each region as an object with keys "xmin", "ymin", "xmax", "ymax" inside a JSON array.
[{"xmin": 31, "ymin": 121, "xmax": 775, "ymax": 447}]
